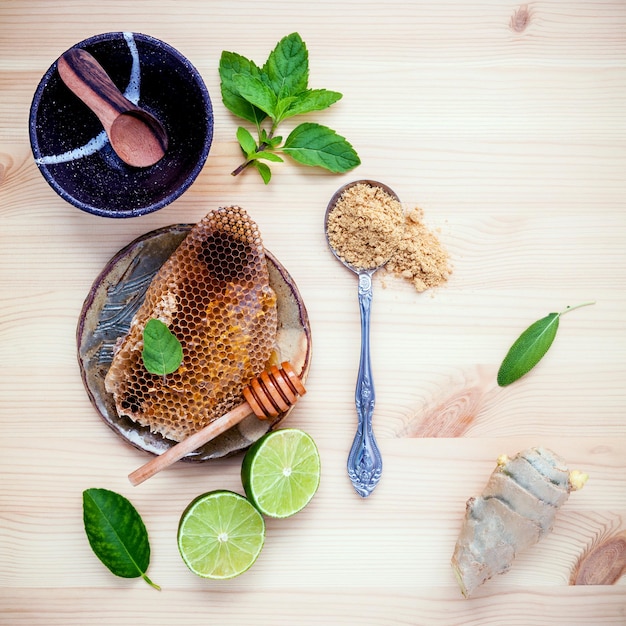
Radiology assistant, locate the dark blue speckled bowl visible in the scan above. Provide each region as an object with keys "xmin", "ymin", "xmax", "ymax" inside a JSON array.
[{"xmin": 29, "ymin": 32, "xmax": 213, "ymax": 218}]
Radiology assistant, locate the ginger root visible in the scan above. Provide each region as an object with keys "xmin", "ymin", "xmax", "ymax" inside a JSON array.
[{"xmin": 451, "ymin": 447, "xmax": 587, "ymax": 597}]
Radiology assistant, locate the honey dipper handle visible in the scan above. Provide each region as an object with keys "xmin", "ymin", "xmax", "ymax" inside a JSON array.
[
  {"xmin": 128, "ymin": 362, "xmax": 306, "ymax": 486},
  {"xmin": 128, "ymin": 402, "xmax": 252, "ymax": 486}
]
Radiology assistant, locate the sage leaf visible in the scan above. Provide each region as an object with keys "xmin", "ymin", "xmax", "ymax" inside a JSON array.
[
  {"xmin": 497, "ymin": 301, "xmax": 595, "ymax": 386},
  {"xmin": 83, "ymin": 488, "xmax": 160, "ymax": 590},
  {"xmin": 497, "ymin": 313, "xmax": 559, "ymax": 386},
  {"xmin": 219, "ymin": 51, "xmax": 267, "ymax": 125},
  {"xmin": 263, "ymin": 32, "xmax": 309, "ymax": 97},
  {"xmin": 142, "ymin": 318, "xmax": 183, "ymax": 376},
  {"xmin": 282, "ymin": 122, "xmax": 361, "ymax": 173}
]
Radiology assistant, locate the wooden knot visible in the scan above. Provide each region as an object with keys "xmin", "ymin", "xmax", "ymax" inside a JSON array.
[
  {"xmin": 571, "ymin": 531, "xmax": 626, "ymax": 585},
  {"xmin": 510, "ymin": 4, "xmax": 532, "ymax": 33}
]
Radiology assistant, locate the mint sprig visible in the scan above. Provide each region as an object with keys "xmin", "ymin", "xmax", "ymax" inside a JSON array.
[{"xmin": 220, "ymin": 33, "xmax": 360, "ymax": 183}]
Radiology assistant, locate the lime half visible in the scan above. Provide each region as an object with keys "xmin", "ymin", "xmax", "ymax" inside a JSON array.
[
  {"xmin": 177, "ymin": 490, "xmax": 265, "ymax": 579},
  {"xmin": 241, "ymin": 428, "xmax": 321, "ymax": 519}
]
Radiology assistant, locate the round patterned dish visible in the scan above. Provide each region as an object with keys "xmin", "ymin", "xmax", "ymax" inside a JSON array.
[{"xmin": 77, "ymin": 224, "xmax": 311, "ymax": 461}]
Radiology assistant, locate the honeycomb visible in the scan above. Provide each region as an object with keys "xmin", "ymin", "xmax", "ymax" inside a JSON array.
[{"xmin": 104, "ymin": 207, "xmax": 279, "ymax": 442}]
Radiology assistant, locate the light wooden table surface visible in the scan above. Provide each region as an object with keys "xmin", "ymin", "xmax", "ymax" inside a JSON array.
[{"xmin": 1, "ymin": 1, "xmax": 625, "ymax": 624}]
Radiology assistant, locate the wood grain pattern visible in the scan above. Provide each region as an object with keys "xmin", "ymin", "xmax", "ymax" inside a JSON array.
[
  {"xmin": 1, "ymin": 1, "xmax": 625, "ymax": 624},
  {"xmin": 572, "ymin": 528, "xmax": 626, "ymax": 586}
]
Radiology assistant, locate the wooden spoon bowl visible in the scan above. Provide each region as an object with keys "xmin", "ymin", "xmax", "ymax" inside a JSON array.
[{"xmin": 58, "ymin": 48, "xmax": 168, "ymax": 168}]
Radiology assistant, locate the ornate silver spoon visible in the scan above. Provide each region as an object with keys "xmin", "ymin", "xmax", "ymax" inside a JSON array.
[{"xmin": 324, "ymin": 180, "xmax": 401, "ymax": 497}]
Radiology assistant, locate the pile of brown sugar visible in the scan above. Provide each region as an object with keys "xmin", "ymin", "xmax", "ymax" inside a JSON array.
[
  {"xmin": 326, "ymin": 183, "xmax": 404, "ymax": 270},
  {"xmin": 384, "ymin": 206, "xmax": 451, "ymax": 292},
  {"xmin": 326, "ymin": 182, "xmax": 451, "ymax": 292}
]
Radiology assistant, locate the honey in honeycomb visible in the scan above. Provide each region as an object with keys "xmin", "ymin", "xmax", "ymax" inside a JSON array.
[{"xmin": 104, "ymin": 206, "xmax": 278, "ymax": 442}]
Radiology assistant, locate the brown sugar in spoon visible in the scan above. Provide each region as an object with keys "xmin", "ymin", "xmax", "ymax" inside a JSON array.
[
  {"xmin": 57, "ymin": 48, "xmax": 168, "ymax": 167},
  {"xmin": 128, "ymin": 362, "xmax": 306, "ymax": 486}
]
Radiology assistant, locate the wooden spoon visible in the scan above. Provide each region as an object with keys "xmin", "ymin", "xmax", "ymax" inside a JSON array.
[
  {"xmin": 57, "ymin": 48, "xmax": 168, "ymax": 167},
  {"xmin": 128, "ymin": 362, "xmax": 307, "ymax": 486}
]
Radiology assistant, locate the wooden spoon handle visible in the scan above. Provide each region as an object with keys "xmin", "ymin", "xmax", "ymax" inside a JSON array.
[
  {"xmin": 57, "ymin": 48, "xmax": 135, "ymax": 131},
  {"xmin": 128, "ymin": 362, "xmax": 306, "ymax": 486}
]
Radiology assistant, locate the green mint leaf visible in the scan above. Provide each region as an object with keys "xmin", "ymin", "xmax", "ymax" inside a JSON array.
[
  {"xmin": 232, "ymin": 73, "xmax": 278, "ymax": 119},
  {"xmin": 236, "ymin": 126, "xmax": 257, "ymax": 157},
  {"xmin": 497, "ymin": 301, "xmax": 595, "ymax": 386},
  {"xmin": 83, "ymin": 488, "xmax": 160, "ymax": 590},
  {"xmin": 282, "ymin": 122, "xmax": 361, "ymax": 173},
  {"xmin": 252, "ymin": 151, "xmax": 284, "ymax": 163},
  {"xmin": 260, "ymin": 130, "xmax": 283, "ymax": 149},
  {"xmin": 254, "ymin": 161, "xmax": 272, "ymax": 184},
  {"xmin": 219, "ymin": 51, "xmax": 267, "ymax": 125},
  {"xmin": 273, "ymin": 96, "xmax": 299, "ymax": 124},
  {"xmin": 263, "ymin": 32, "xmax": 308, "ymax": 98},
  {"xmin": 142, "ymin": 318, "xmax": 183, "ymax": 376},
  {"xmin": 280, "ymin": 89, "xmax": 343, "ymax": 120}
]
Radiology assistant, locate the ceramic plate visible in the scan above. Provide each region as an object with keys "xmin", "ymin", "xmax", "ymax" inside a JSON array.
[{"xmin": 77, "ymin": 224, "xmax": 311, "ymax": 461}]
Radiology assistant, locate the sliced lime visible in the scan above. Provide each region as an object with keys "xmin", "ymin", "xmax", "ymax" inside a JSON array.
[
  {"xmin": 177, "ymin": 490, "xmax": 265, "ymax": 579},
  {"xmin": 241, "ymin": 428, "xmax": 321, "ymax": 519}
]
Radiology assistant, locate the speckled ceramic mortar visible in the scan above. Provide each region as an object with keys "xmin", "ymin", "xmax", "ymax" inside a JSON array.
[{"xmin": 29, "ymin": 32, "xmax": 213, "ymax": 218}]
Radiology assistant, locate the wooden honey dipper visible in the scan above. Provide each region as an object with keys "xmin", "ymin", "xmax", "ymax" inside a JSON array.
[{"xmin": 128, "ymin": 362, "xmax": 306, "ymax": 486}]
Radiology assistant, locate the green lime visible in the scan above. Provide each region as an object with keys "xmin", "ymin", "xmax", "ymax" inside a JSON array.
[
  {"xmin": 241, "ymin": 428, "xmax": 321, "ymax": 519},
  {"xmin": 177, "ymin": 490, "xmax": 265, "ymax": 579}
]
